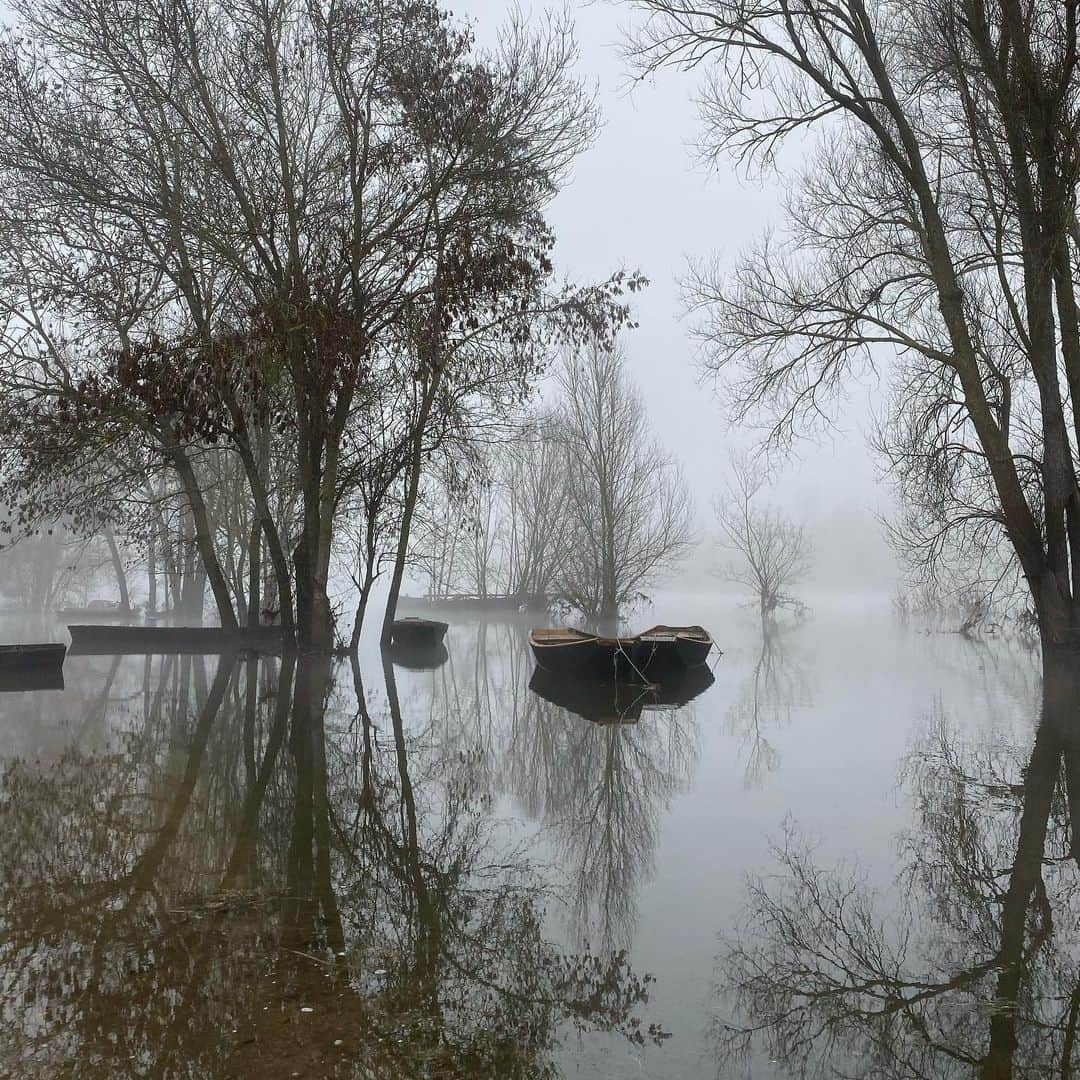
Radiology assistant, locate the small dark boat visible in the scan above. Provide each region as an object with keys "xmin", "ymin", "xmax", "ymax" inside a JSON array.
[
  {"xmin": 528, "ymin": 664, "xmax": 715, "ymax": 724},
  {"xmin": 54, "ymin": 605, "xmax": 132, "ymax": 621},
  {"xmin": 529, "ymin": 625, "xmax": 714, "ymax": 680},
  {"xmin": 390, "ymin": 618, "xmax": 449, "ymax": 648},
  {"xmin": 0, "ymin": 643, "xmax": 67, "ymax": 669},
  {"xmin": 67, "ymin": 625, "xmax": 282, "ymax": 655},
  {"xmin": 385, "ymin": 640, "xmax": 450, "ymax": 671}
]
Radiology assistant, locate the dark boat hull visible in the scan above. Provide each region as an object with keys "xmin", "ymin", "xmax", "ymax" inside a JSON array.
[
  {"xmin": 67, "ymin": 625, "xmax": 283, "ymax": 655},
  {"xmin": 390, "ymin": 619, "xmax": 449, "ymax": 648},
  {"xmin": 0, "ymin": 643, "xmax": 67, "ymax": 669},
  {"xmin": 385, "ymin": 640, "xmax": 450, "ymax": 671},
  {"xmin": 0, "ymin": 665, "xmax": 65, "ymax": 692}
]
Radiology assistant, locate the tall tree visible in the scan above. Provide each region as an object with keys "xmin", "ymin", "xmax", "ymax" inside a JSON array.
[
  {"xmin": 627, "ymin": 0, "xmax": 1080, "ymax": 670},
  {"xmin": 555, "ymin": 339, "xmax": 694, "ymax": 625}
]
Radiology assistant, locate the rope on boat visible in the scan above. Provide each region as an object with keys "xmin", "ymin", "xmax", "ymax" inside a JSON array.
[
  {"xmin": 613, "ymin": 639, "xmax": 657, "ymax": 685},
  {"xmin": 624, "ymin": 682, "xmax": 654, "ymax": 716}
]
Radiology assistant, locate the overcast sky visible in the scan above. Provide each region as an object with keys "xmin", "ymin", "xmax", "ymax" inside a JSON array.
[{"xmin": 460, "ymin": 0, "xmax": 899, "ymax": 592}]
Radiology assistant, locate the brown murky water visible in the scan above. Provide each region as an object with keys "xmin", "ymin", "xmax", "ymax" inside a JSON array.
[{"xmin": 0, "ymin": 596, "xmax": 1067, "ymax": 1078}]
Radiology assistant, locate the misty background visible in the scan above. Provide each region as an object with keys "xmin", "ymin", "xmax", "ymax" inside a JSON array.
[
  {"xmin": 0, "ymin": 0, "xmax": 899, "ymax": 618},
  {"xmin": 454, "ymin": 0, "xmax": 898, "ymax": 600}
]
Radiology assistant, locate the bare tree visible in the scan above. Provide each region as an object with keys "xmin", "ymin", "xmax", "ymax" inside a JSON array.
[
  {"xmin": 626, "ymin": 0, "xmax": 1080, "ymax": 673},
  {"xmin": 554, "ymin": 339, "xmax": 694, "ymax": 625},
  {"xmin": 502, "ymin": 412, "xmax": 572, "ymax": 608},
  {"xmin": 0, "ymin": 0, "xmax": 629, "ymax": 652},
  {"xmin": 714, "ymin": 455, "xmax": 812, "ymax": 619}
]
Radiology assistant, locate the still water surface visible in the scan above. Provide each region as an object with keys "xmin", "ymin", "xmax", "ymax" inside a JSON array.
[{"xmin": 0, "ymin": 595, "xmax": 1064, "ymax": 1077}]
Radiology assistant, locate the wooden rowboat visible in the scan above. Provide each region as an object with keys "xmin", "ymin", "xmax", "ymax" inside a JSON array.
[
  {"xmin": 67, "ymin": 625, "xmax": 282, "ymax": 655},
  {"xmin": 529, "ymin": 625, "xmax": 714, "ymax": 680},
  {"xmin": 390, "ymin": 618, "xmax": 449, "ymax": 648}
]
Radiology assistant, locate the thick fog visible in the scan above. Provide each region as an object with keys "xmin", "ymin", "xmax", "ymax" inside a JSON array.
[{"xmin": 458, "ymin": 0, "xmax": 899, "ymax": 597}]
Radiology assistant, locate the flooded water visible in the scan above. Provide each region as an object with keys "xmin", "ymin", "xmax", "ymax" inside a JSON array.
[{"xmin": 0, "ymin": 595, "xmax": 1068, "ymax": 1078}]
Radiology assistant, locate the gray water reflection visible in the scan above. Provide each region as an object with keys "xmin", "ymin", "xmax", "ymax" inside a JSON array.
[
  {"xmin": 0, "ymin": 606, "xmax": 1072, "ymax": 1079},
  {"xmin": 0, "ymin": 643, "xmax": 667, "ymax": 1078},
  {"xmin": 715, "ymin": 651, "xmax": 1077, "ymax": 1079},
  {"xmin": 725, "ymin": 623, "xmax": 813, "ymax": 788}
]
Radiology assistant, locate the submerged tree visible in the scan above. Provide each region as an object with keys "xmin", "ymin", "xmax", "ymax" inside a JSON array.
[
  {"xmin": 714, "ymin": 455, "xmax": 812, "ymax": 619},
  {"xmin": 627, "ymin": 0, "xmax": 1080, "ymax": 670},
  {"xmin": 554, "ymin": 339, "xmax": 694, "ymax": 625}
]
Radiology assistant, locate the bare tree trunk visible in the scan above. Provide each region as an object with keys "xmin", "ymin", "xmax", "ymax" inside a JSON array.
[
  {"xmin": 350, "ymin": 577, "xmax": 375, "ymax": 653},
  {"xmin": 163, "ymin": 438, "xmax": 239, "ymax": 631},
  {"xmin": 294, "ymin": 445, "xmax": 334, "ymax": 652},
  {"xmin": 246, "ymin": 520, "xmax": 260, "ymax": 629},
  {"xmin": 147, "ymin": 517, "xmax": 157, "ymax": 616},
  {"xmin": 381, "ymin": 433, "xmax": 423, "ymax": 645},
  {"xmin": 232, "ymin": 425, "xmax": 295, "ymax": 642},
  {"xmin": 103, "ymin": 527, "xmax": 131, "ymax": 613}
]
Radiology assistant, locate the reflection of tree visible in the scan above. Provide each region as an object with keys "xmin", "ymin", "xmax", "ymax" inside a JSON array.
[
  {"xmin": 417, "ymin": 624, "xmax": 702, "ymax": 952},
  {"xmin": 0, "ymin": 647, "xmax": 666, "ymax": 1077},
  {"xmin": 714, "ymin": 664, "xmax": 1080, "ymax": 1079},
  {"xmin": 511, "ymin": 683, "xmax": 700, "ymax": 952},
  {"xmin": 321, "ymin": 654, "xmax": 667, "ymax": 1073},
  {"xmin": 726, "ymin": 625, "xmax": 812, "ymax": 787},
  {"xmin": 0, "ymin": 654, "xmax": 252, "ymax": 1077}
]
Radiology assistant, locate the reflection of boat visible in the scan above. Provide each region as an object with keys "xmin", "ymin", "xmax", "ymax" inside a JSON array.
[
  {"xmin": 67, "ymin": 625, "xmax": 282, "ymax": 655},
  {"xmin": 0, "ymin": 643, "xmax": 67, "ymax": 670},
  {"xmin": 390, "ymin": 618, "xmax": 449, "ymax": 648},
  {"xmin": 529, "ymin": 625, "xmax": 714, "ymax": 679},
  {"xmin": 528, "ymin": 665, "xmax": 715, "ymax": 724},
  {"xmin": 385, "ymin": 640, "xmax": 450, "ymax": 671},
  {"xmin": 0, "ymin": 664, "xmax": 65, "ymax": 692}
]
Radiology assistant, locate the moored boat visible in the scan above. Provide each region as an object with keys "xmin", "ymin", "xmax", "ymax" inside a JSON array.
[
  {"xmin": 390, "ymin": 618, "xmax": 449, "ymax": 648},
  {"xmin": 67, "ymin": 625, "xmax": 282, "ymax": 655},
  {"xmin": 528, "ymin": 625, "xmax": 714, "ymax": 680}
]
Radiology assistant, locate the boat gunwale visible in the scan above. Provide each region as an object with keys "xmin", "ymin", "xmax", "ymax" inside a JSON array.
[{"xmin": 529, "ymin": 624, "xmax": 713, "ymax": 649}]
